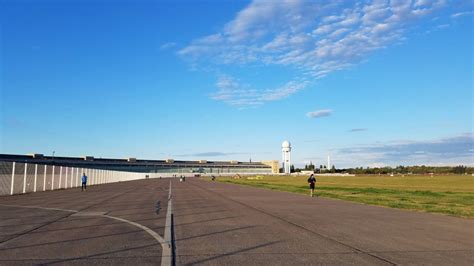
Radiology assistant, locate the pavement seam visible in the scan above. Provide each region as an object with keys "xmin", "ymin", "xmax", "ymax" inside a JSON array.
[
  {"xmin": 0, "ymin": 209, "xmax": 74, "ymax": 246},
  {"xmin": 0, "ymin": 204, "xmax": 77, "ymax": 213},
  {"xmin": 189, "ymin": 180, "xmax": 398, "ymax": 266}
]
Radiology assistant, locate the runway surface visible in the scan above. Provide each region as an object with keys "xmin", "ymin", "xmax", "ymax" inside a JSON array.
[
  {"xmin": 0, "ymin": 179, "xmax": 169, "ymax": 264},
  {"xmin": 0, "ymin": 177, "xmax": 472, "ymax": 265}
]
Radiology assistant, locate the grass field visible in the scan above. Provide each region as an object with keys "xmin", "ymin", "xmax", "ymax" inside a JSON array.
[{"xmin": 213, "ymin": 175, "xmax": 474, "ymax": 218}]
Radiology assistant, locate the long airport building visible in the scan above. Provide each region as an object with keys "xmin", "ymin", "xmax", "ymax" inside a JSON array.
[{"xmin": 0, "ymin": 154, "xmax": 279, "ymax": 174}]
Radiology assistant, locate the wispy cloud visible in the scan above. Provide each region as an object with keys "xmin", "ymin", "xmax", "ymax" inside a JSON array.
[
  {"xmin": 435, "ymin": 23, "xmax": 450, "ymax": 30},
  {"xmin": 211, "ymin": 74, "xmax": 309, "ymax": 107},
  {"xmin": 306, "ymin": 109, "xmax": 332, "ymax": 118},
  {"xmin": 349, "ymin": 128, "xmax": 368, "ymax": 132},
  {"xmin": 451, "ymin": 11, "xmax": 472, "ymax": 19},
  {"xmin": 160, "ymin": 42, "xmax": 176, "ymax": 50},
  {"xmin": 179, "ymin": 0, "xmax": 460, "ymax": 107},
  {"xmin": 337, "ymin": 133, "xmax": 474, "ymax": 166}
]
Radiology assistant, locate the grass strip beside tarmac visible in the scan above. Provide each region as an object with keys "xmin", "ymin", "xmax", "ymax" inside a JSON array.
[{"xmin": 213, "ymin": 175, "xmax": 474, "ymax": 218}]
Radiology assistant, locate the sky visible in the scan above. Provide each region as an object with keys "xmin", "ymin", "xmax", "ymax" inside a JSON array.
[{"xmin": 1, "ymin": 0, "xmax": 473, "ymax": 168}]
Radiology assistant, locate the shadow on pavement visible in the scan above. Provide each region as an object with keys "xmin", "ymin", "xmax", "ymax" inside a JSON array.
[
  {"xmin": 184, "ymin": 240, "xmax": 282, "ymax": 265},
  {"xmin": 176, "ymin": 225, "xmax": 258, "ymax": 242}
]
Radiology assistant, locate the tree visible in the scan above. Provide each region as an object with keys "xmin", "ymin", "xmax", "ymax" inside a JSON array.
[
  {"xmin": 453, "ymin": 165, "xmax": 466, "ymax": 174},
  {"xmin": 305, "ymin": 161, "xmax": 315, "ymax": 171},
  {"xmin": 290, "ymin": 164, "xmax": 295, "ymax": 173}
]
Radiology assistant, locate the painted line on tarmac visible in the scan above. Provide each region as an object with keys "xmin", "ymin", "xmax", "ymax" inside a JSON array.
[
  {"xmin": 161, "ymin": 180, "xmax": 175, "ymax": 266},
  {"xmin": 103, "ymin": 214, "xmax": 166, "ymax": 245}
]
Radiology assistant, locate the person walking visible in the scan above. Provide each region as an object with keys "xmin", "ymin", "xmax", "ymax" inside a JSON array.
[
  {"xmin": 307, "ymin": 174, "xmax": 317, "ymax": 197},
  {"xmin": 81, "ymin": 173, "xmax": 88, "ymax": 191}
]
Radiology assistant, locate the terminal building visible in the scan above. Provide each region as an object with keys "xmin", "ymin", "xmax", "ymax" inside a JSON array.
[{"xmin": 0, "ymin": 154, "xmax": 279, "ymax": 175}]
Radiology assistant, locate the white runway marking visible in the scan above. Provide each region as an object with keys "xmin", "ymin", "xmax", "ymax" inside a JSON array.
[
  {"xmin": 72, "ymin": 211, "xmax": 108, "ymax": 216},
  {"xmin": 161, "ymin": 180, "xmax": 173, "ymax": 266},
  {"xmin": 104, "ymin": 214, "xmax": 167, "ymax": 247}
]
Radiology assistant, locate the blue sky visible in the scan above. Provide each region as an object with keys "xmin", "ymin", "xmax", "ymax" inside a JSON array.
[{"xmin": 1, "ymin": 0, "xmax": 472, "ymax": 168}]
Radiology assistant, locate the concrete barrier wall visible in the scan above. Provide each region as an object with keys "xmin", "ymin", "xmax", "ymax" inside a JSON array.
[{"xmin": 0, "ymin": 161, "xmax": 169, "ymax": 196}]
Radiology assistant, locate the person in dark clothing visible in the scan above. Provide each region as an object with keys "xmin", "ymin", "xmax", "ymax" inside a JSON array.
[
  {"xmin": 307, "ymin": 174, "xmax": 317, "ymax": 197},
  {"xmin": 81, "ymin": 173, "xmax": 88, "ymax": 191}
]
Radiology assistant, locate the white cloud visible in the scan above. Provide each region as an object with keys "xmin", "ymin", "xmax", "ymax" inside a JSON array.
[
  {"xmin": 160, "ymin": 42, "xmax": 176, "ymax": 50},
  {"xmin": 179, "ymin": 0, "xmax": 464, "ymax": 107},
  {"xmin": 451, "ymin": 11, "xmax": 472, "ymax": 19},
  {"xmin": 306, "ymin": 109, "xmax": 333, "ymax": 118},
  {"xmin": 414, "ymin": 0, "xmax": 431, "ymax": 8},
  {"xmin": 211, "ymin": 75, "xmax": 309, "ymax": 107},
  {"xmin": 337, "ymin": 133, "xmax": 474, "ymax": 166},
  {"xmin": 435, "ymin": 24, "xmax": 450, "ymax": 30}
]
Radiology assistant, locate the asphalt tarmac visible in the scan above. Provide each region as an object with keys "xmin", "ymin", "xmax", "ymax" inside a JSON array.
[
  {"xmin": 173, "ymin": 178, "xmax": 473, "ymax": 265},
  {"xmin": 0, "ymin": 177, "xmax": 473, "ymax": 265},
  {"xmin": 0, "ymin": 179, "xmax": 170, "ymax": 265}
]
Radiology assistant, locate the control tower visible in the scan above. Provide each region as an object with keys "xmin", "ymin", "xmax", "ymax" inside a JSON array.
[{"xmin": 282, "ymin": 141, "xmax": 291, "ymax": 174}]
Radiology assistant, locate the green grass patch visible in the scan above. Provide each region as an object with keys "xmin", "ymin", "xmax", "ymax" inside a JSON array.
[{"xmin": 213, "ymin": 175, "xmax": 474, "ymax": 218}]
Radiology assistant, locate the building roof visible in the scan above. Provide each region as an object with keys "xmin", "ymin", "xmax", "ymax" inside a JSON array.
[{"xmin": 0, "ymin": 154, "xmax": 271, "ymax": 169}]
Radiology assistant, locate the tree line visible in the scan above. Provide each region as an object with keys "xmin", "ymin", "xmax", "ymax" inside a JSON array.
[
  {"xmin": 342, "ymin": 165, "xmax": 473, "ymax": 175},
  {"xmin": 284, "ymin": 163, "xmax": 473, "ymax": 175}
]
